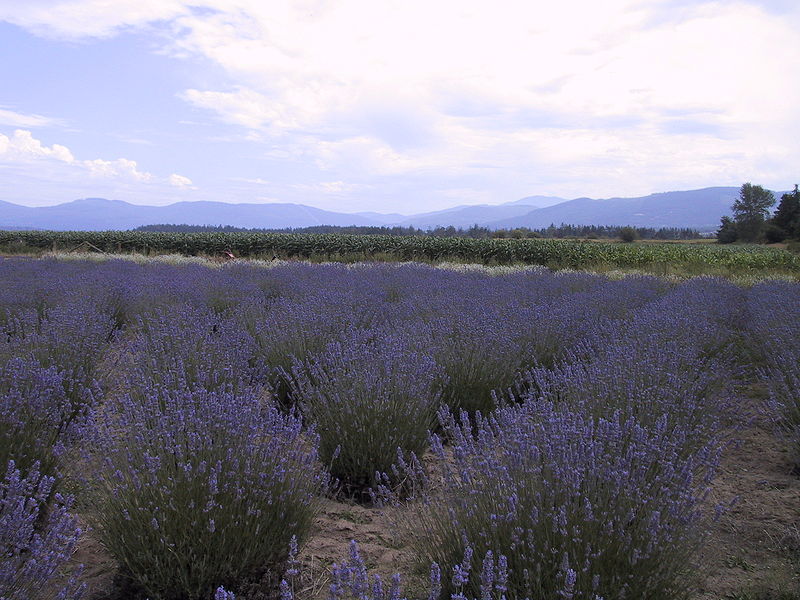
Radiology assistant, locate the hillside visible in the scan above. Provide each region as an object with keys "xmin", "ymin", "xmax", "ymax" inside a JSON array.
[{"xmin": 0, "ymin": 187, "xmax": 762, "ymax": 231}]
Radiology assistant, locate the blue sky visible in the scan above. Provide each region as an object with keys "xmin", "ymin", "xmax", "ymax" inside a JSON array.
[{"xmin": 1, "ymin": 0, "xmax": 798, "ymax": 214}]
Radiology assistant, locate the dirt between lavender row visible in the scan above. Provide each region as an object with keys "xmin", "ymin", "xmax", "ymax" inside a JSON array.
[
  {"xmin": 694, "ymin": 399, "xmax": 800, "ymax": 599},
  {"xmin": 75, "ymin": 395, "xmax": 800, "ymax": 600}
]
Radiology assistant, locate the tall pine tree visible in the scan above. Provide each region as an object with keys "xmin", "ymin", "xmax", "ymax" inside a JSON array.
[{"xmin": 771, "ymin": 184, "xmax": 800, "ymax": 240}]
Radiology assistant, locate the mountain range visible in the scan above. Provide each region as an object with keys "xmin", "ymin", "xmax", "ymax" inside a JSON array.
[{"xmin": 0, "ymin": 187, "xmax": 752, "ymax": 232}]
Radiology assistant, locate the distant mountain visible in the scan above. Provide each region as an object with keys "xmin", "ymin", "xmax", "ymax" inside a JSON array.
[
  {"xmin": 487, "ymin": 188, "xmax": 743, "ymax": 230},
  {"xmin": 354, "ymin": 211, "xmax": 407, "ymax": 225},
  {"xmin": 503, "ymin": 195, "xmax": 567, "ymax": 207},
  {"xmin": 395, "ymin": 203, "xmax": 543, "ymax": 229},
  {"xmin": 393, "ymin": 195, "xmax": 567, "ymax": 229},
  {"xmin": 0, "ymin": 198, "xmax": 386, "ymax": 231},
  {"xmin": 0, "ymin": 187, "xmax": 761, "ymax": 232}
]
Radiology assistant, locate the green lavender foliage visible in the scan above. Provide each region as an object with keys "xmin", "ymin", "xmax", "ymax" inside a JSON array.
[
  {"xmin": 88, "ymin": 386, "xmax": 325, "ymax": 600},
  {"xmin": 287, "ymin": 329, "xmax": 443, "ymax": 492}
]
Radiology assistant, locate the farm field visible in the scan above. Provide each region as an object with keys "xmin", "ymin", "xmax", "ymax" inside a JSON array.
[
  {"xmin": 1, "ymin": 229, "xmax": 799, "ymax": 279},
  {"xmin": 1, "ymin": 256, "xmax": 799, "ymax": 600}
]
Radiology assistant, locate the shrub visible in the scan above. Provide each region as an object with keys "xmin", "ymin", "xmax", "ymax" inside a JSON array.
[
  {"xmin": 761, "ymin": 330, "xmax": 800, "ymax": 467},
  {"xmin": 427, "ymin": 312, "xmax": 531, "ymax": 416},
  {"xmin": 88, "ymin": 385, "xmax": 325, "ymax": 600},
  {"xmin": 745, "ymin": 282, "xmax": 800, "ymax": 468},
  {"xmin": 119, "ymin": 305, "xmax": 256, "ymax": 395},
  {"xmin": 404, "ymin": 400, "xmax": 719, "ymax": 600},
  {"xmin": 619, "ymin": 226, "xmax": 638, "ymax": 243},
  {"xmin": 249, "ymin": 296, "xmax": 356, "ymax": 406},
  {"xmin": 287, "ymin": 330, "xmax": 443, "ymax": 492},
  {"xmin": 0, "ymin": 358, "xmax": 86, "ymax": 483},
  {"xmin": 0, "ymin": 460, "xmax": 84, "ymax": 600},
  {"xmin": 513, "ymin": 338, "xmax": 731, "ymax": 453},
  {"xmin": 511, "ymin": 281, "xmax": 739, "ymax": 450},
  {"xmin": 1, "ymin": 302, "xmax": 112, "ymax": 406}
]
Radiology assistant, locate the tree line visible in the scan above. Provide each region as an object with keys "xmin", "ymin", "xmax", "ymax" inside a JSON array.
[
  {"xmin": 134, "ymin": 222, "xmax": 702, "ymax": 241},
  {"xmin": 717, "ymin": 183, "xmax": 800, "ymax": 244}
]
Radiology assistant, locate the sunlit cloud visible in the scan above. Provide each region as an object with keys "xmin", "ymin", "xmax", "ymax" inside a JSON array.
[
  {"xmin": 1, "ymin": 129, "xmax": 76, "ymax": 163},
  {"xmin": 168, "ymin": 173, "xmax": 194, "ymax": 187},
  {"xmin": 0, "ymin": 129, "xmax": 195, "ymax": 203},
  {"xmin": 1, "ymin": 0, "xmax": 798, "ymax": 209},
  {"xmin": 0, "ymin": 0, "xmax": 190, "ymax": 39}
]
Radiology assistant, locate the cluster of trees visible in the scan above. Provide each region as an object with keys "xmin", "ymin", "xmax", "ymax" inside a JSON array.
[
  {"xmin": 718, "ymin": 183, "xmax": 800, "ymax": 243},
  {"xmin": 491, "ymin": 224, "xmax": 700, "ymax": 240},
  {"xmin": 136, "ymin": 223, "xmax": 427, "ymax": 236},
  {"xmin": 136, "ymin": 223, "xmax": 702, "ymax": 241}
]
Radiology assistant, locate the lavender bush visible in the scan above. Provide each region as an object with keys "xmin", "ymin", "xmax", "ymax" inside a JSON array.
[
  {"xmin": 400, "ymin": 400, "xmax": 719, "ymax": 600},
  {"xmin": 0, "ymin": 460, "xmax": 84, "ymax": 600},
  {"xmin": 512, "ymin": 336, "xmax": 733, "ymax": 448},
  {"xmin": 0, "ymin": 302, "xmax": 111, "ymax": 409},
  {"xmin": 766, "ymin": 341, "xmax": 800, "ymax": 468},
  {"xmin": 88, "ymin": 385, "xmax": 325, "ymax": 600},
  {"xmin": 118, "ymin": 304, "xmax": 256, "ymax": 395},
  {"xmin": 287, "ymin": 329, "xmax": 443, "ymax": 492},
  {"xmin": 426, "ymin": 311, "xmax": 531, "ymax": 416},
  {"xmin": 248, "ymin": 294, "xmax": 359, "ymax": 406},
  {"xmin": 747, "ymin": 281, "xmax": 800, "ymax": 467},
  {"xmin": 0, "ymin": 358, "xmax": 84, "ymax": 482}
]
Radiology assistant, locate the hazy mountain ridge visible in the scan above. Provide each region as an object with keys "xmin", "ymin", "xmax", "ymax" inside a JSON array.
[
  {"xmin": 0, "ymin": 198, "xmax": 385, "ymax": 231},
  {"xmin": 485, "ymin": 188, "xmax": 744, "ymax": 230},
  {"xmin": 0, "ymin": 188, "xmax": 752, "ymax": 231}
]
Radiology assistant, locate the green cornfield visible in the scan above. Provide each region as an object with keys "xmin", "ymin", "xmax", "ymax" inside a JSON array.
[{"xmin": 1, "ymin": 229, "xmax": 798, "ymax": 273}]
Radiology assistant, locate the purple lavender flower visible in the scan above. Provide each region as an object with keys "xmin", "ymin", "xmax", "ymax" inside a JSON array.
[
  {"xmin": 0, "ymin": 460, "xmax": 85, "ymax": 600},
  {"xmin": 88, "ymin": 385, "xmax": 325, "ymax": 599},
  {"xmin": 287, "ymin": 328, "xmax": 443, "ymax": 492},
  {"xmin": 408, "ymin": 399, "xmax": 719, "ymax": 599},
  {"xmin": 0, "ymin": 358, "xmax": 86, "ymax": 483}
]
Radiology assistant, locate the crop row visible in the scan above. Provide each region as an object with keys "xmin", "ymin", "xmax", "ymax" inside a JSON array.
[
  {"xmin": 1, "ymin": 258, "xmax": 798, "ymax": 600},
  {"xmin": 1, "ymin": 229, "xmax": 799, "ymax": 271}
]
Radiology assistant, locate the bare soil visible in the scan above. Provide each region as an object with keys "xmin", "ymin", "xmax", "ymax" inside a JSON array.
[{"xmin": 695, "ymin": 398, "xmax": 800, "ymax": 599}]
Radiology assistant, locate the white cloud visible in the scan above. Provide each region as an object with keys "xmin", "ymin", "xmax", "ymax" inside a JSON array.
[
  {"xmin": 0, "ymin": 0, "xmax": 191, "ymax": 39},
  {"xmin": 169, "ymin": 173, "xmax": 193, "ymax": 187},
  {"xmin": 0, "ymin": 129, "xmax": 193, "ymax": 190},
  {"xmin": 181, "ymin": 87, "xmax": 284, "ymax": 131},
  {"xmin": 168, "ymin": 0, "xmax": 800, "ymax": 191},
  {"xmin": 84, "ymin": 157, "xmax": 152, "ymax": 181},
  {"xmin": 231, "ymin": 176, "xmax": 270, "ymax": 185},
  {"xmin": 0, "ymin": 107, "xmax": 62, "ymax": 128},
  {"xmin": 0, "ymin": 129, "xmax": 75, "ymax": 162},
  {"xmin": 2, "ymin": 0, "xmax": 799, "ymax": 207}
]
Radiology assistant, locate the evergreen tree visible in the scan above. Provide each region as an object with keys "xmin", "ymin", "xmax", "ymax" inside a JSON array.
[
  {"xmin": 716, "ymin": 216, "xmax": 738, "ymax": 244},
  {"xmin": 770, "ymin": 184, "xmax": 800, "ymax": 240}
]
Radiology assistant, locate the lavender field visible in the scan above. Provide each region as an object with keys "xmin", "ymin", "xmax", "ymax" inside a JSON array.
[{"xmin": 1, "ymin": 257, "xmax": 799, "ymax": 600}]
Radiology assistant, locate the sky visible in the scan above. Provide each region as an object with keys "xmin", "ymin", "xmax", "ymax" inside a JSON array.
[{"xmin": 0, "ymin": 0, "xmax": 799, "ymax": 214}]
